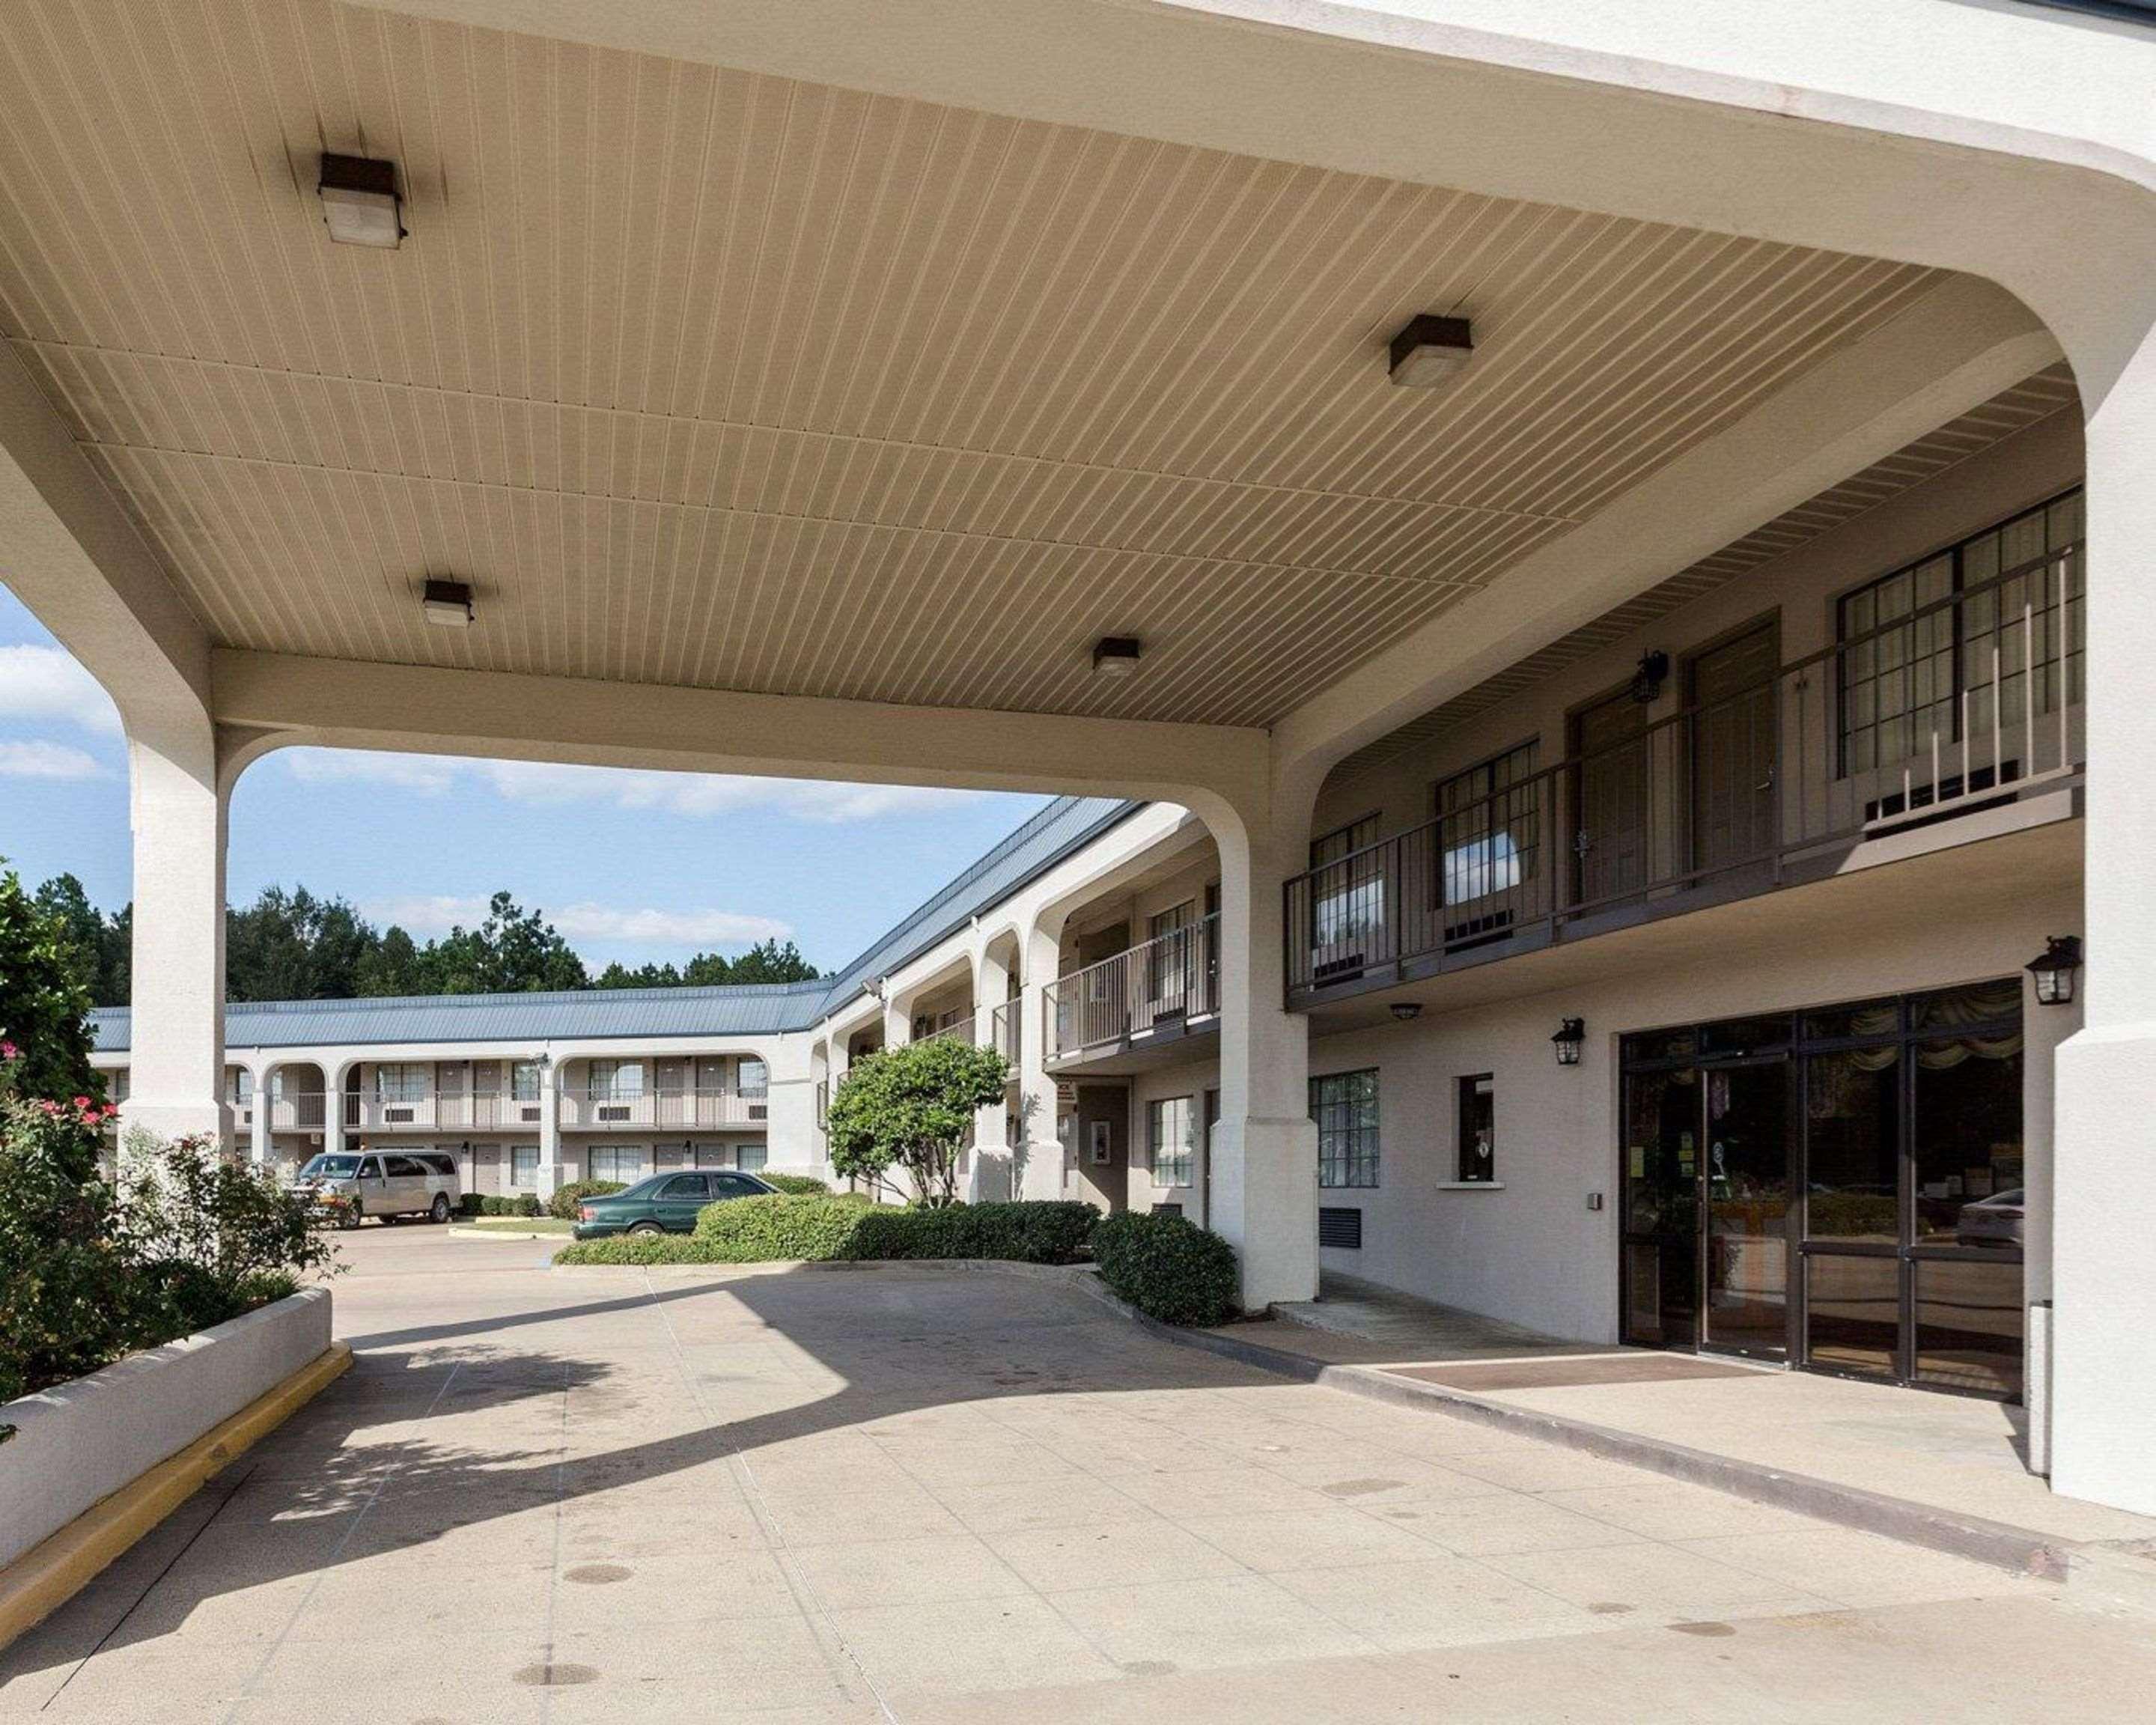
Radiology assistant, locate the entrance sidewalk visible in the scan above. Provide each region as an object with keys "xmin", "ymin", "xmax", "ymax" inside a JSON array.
[{"xmin": 1194, "ymin": 1278, "xmax": 2156, "ymax": 1595}]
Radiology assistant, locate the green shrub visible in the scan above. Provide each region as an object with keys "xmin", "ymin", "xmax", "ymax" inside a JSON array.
[
  {"xmin": 555, "ymin": 1234, "xmax": 726, "ymax": 1265},
  {"xmin": 549, "ymin": 1179, "xmax": 626, "ymax": 1220},
  {"xmin": 513, "ymin": 1193, "xmax": 543, "ymax": 1217},
  {"xmin": 844, "ymin": 1200, "xmax": 1097, "ymax": 1265},
  {"xmin": 456, "ymin": 1192, "xmax": 484, "ymax": 1217},
  {"xmin": 689, "ymin": 1193, "xmax": 873, "ymax": 1261},
  {"xmin": 1091, "ymin": 1211, "xmax": 1239, "ymax": 1325},
  {"xmin": 0, "ymin": 1095, "xmax": 332, "ymax": 1404},
  {"xmin": 549, "ymin": 1196, "xmax": 1101, "ymax": 1268},
  {"xmin": 477, "ymin": 1194, "xmax": 511, "ymax": 1216},
  {"xmin": 759, "ymin": 1172, "xmax": 829, "ymax": 1196}
]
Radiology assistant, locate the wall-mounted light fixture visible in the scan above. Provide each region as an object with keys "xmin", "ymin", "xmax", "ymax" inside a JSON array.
[
  {"xmin": 422, "ymin": 578, "xmax": 473, "ymax": 627},
  {"xmin": 1552, "ymin": 1017, "xmax": 1586, "ymax": 1066},
  {"xmin": 1092, "ymin": 636, "xmax": 1142, "ymax": 678},
  {"xmin": 2026, "ymin": 936, "xmax": 2082, "ymax": 1006},
  {"xmin": 1630, "ymin": 651, "xmax": 1669, "ymax": 705},
  {"xmin": 1388, "ymin": 314, "xmax": 1473, "ymax": 389},
  {"xmin": 317, "ymin": 153, "xmax": 404, "ymax": 249},
  {"xmin": 1389, "ymin": 1002, "xmax": 1422, "ymax": 1023}
]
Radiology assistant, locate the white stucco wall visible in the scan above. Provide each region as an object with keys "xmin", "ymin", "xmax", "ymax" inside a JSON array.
[{"xmin": 0, "ymin": 1289, "xmax": 333, "ymax": 1571}]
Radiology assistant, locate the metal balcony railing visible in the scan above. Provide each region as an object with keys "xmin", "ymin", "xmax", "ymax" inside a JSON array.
[
  {"xmin": 559, "ymin": 1087, "xmax": 768, "ymax": 1128},
  {"xmin": 1044, "ymin": 913, "xmax": 1221, "ymax": 1062},
  {"xmin": 987, "ymin": 1000, "xmax": 1018, "ymax": 1063},
  {"xmin": 344, "ymin": 1092, "xmax": 546, "ymax": 1129},
  {"xmin": 1285, "ymin": 544, "xmax": 2084, "ymax": 1000},
  {"xmin": 916, "ymin": 1017, "xmax": 976, "ymax": 1047}
]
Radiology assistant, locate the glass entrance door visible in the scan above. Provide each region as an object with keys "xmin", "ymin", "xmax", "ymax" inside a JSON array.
[
  {"xmin": 1700, "ymin": 1059, "xmax": 1792, "ymax": 1358},
  {"xmin": 1621, "ymin": 1065, "xmax": 1700, "ymax": 1349},
  {"xmin": 1624, "ymin": 984, "xmax": 2024, "ymax": 1400}
]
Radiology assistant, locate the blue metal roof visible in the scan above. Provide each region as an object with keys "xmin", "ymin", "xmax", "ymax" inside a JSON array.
[{"xmin": 88, "ymin": 796, "xmax": 1142, "ymax": 1053}]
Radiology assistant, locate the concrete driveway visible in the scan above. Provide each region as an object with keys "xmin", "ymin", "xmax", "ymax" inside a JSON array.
[{"xmin": 3, "ymin": 1229, "xmax": 2152, "ymax": 1723}]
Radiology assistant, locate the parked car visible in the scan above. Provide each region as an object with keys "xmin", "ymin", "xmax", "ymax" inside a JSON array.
[
  {"xmin": 295, "ymin": 1149, "xmax": 461, "ymax": 1228},
  {"xmin": 571, "ymin": 1169, "xmax": 776, "ymax": 1239},
  {"xmin": 1955, "ymin": 1187, "xmax": 2024, "ymax": 1248}
]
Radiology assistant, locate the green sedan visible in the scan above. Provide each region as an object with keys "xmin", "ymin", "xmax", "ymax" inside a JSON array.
[{"xmin": 570, "ymin": 1169, "xmax": 776, "ymax": 1239}]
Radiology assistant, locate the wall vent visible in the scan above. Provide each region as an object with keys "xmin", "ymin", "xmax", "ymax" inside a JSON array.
[{"xmin": 1318, "ymin": 1206, "xmax": 1363, "ymax": 1249}]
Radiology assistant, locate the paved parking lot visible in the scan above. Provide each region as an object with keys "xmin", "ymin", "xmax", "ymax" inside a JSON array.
[{"xmin": 3, "ymin": 1228, "xmax": 2152, "ymax": 1723}]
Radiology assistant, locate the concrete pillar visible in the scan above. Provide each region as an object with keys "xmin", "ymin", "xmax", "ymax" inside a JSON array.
[
  {"xmin": 1206, "ymin": 792, "xmax": 1318, "ymax": 1312},
  {"xmin": 323, "ymin": 1061, "xmax": 349, "ymax": 1158},
  {"xmin": 120, "ymin": 728, "xmax": 229, "ymax": 1149},
  {"xmin": 538, "ymin": 1053, "xmax": 565, "ymax": 1199},
  {"xmin": 1016, "ymin": 921, "xmax": 1065, "ymax": 1201},
  {"xmin": 249, "ymin": 1059, "xmax": 275, "ymax": 1169},
  {"xmin": 2052, "ymin": 322, "xmax": 2156, "ymax": 1515},
  {"xmin": 971, "ymin": 948, "xmax": 1014, "ymax": 1201}
]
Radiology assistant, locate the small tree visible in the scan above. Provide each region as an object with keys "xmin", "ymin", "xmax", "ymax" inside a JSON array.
[
  {"xmin": 825, "ymin": 1038, "xmax": 1008, "ymax": 1207},
  {"xmin": 0, "ymin": 862, "xmax": 105, "ymax": 1107}
]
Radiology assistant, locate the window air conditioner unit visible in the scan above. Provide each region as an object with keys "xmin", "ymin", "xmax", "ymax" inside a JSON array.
[
  {"xmin": 597, "ymin": 1104, "xmax": 631, "ymax": 1122},
  {"xmin": 384, "ymin": 1107, "xmax": 414, "ymax": 1123}
]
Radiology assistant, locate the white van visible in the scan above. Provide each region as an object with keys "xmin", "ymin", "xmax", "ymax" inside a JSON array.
[{"xmin": 296, "ymin": 1149, "xmax": 462, "ymax": 1227}]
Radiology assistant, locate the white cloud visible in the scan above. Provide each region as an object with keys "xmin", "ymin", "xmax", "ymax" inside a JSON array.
[
  {"xmin": 281, "ymin": 750, "xmax": 458, "ymax": 791},
  {"xmin": 550, "ymin": 904, "xmax": 791, "ymax": 946},
  {"xmin": 0, "ymin": 645, "xmax": 122, "ymax": 734},
  {"xmin": 359, "ymin": 894, "xmax": 487, "ymax": 933},
  {"xmin": 359, "ymin": 894, "xmax": 789, "ymax": 949},
  {"xmin": 278, "ymin": 748, "xmax": 989, "ymax": 824},
  {"xmin": 0, "ymin": 739, "xmax": 112, "ymax": 780}
]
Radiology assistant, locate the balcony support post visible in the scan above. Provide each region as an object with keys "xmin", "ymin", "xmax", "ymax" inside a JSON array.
[
  {"xmin": 2052, "ymin": 320, "xmax": 2156, "ymax": 1516},
  {"xmin": 538, "ymin": 1057, "xmax": 565, "ymax": 1201},
  {"xmin": 1016, "ymin": 920, "xmax": 1065, "ymax": 1202},
  {"xmin": 249, "ymin": 1059, "xmax": 275, "ymax": 1169},
  {"xmin": 971, "ymin": 949, "xmax": 1014, "ymax": 1201}
]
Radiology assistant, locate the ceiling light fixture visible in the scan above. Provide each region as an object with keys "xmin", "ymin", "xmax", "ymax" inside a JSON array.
[
  {"xmin": 1388, "ymin": 314, "xmax": 1473, "ymax": 389},
  {"xmin": 1092, "ymin": 636, "xmax": 1142, "ymax": 678},
  {"xmin": 317, "ymin": 153, "xmax": 404, "ymax": 249},
  {"xmin": 421, "ymin": 578, "xmax": 474, "ymax": 627},
  {"xmin": 1389, "ymin": 1003, "xmax": 1422, "ymax": 1023}
]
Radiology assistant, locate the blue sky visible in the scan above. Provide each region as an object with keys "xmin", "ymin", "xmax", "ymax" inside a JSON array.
[{"xmin": 0, "ymin": 583, "xmax": 1050, "ymax": 976}]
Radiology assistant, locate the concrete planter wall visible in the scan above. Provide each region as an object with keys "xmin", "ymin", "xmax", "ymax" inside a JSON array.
[{"xmin": 0, "ymin": 1288, "xmax": 332, "ymax": 1571}]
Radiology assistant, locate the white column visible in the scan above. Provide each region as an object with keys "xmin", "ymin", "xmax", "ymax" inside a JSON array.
[
  {"xmin": 538, "ymin": 1053, "xmax": 565, "ymax": 1199},
  {"xmin": 971, "ymin": 950, "xmax": 1014, "ymax": 1202},
  {"xmin": 249, "ymin": 1060, "xmax": 274, "ymax": 1168},
  {"xmin": 121, "ymin": 728, "xmax": 229, "ymax": 1149},
  {"xmin": 323, "ymin": 1061, "xmax": 349, "ymax": 1158},
  {"xmin": 2052, "ymin": 323, "xmax": 2156, "ymax": 1515},
  {"xmin": 1016, "ymin": 922, "xmax": 1065, "ymax": 1202},
  {"xmin": 1207, "ymin": 794, "xmax": 1318, "ymax": 1312}
]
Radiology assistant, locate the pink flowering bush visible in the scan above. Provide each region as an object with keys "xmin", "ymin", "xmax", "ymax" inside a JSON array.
[{"xmin": 0, "ymin": 1043, "xmax": 332, "ymax": 1404}]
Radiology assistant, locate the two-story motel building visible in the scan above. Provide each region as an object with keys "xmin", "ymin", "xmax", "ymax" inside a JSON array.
[
  {"xmin": 11, "ymin": 0, "xmax": 2152, "ymax": 1522},
  {"xmin": 94, "ymin": 379, "xmax": 2084, "ymax": 1455}
]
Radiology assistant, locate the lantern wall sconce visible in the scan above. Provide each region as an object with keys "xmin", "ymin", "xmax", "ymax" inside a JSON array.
[
  {"xmin": 1630, "ymin": 651, "xmax": 1669, "ymax": 705},
  {"xmin": 1553, "ymin": 1018, "xmax": 1586, "ymax": 1066},
  {"xmin": 2026, "ymin": 936, "xmax": 2082, "ymax": 1006}
]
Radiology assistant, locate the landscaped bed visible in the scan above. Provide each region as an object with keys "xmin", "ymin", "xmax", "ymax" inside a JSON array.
[
  {"xmin": 555, "ymin": 1195, "xmax": 1240, "ymax": 1324},
  {"xmin": 455, "ymin": 1215, "xmax": 575, "ymax": 1235}
]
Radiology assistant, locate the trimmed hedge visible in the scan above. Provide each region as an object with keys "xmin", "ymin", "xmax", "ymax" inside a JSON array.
[
  {"xmin": 553, "ymin": 1196, "xmax": 1100, "ymax": 1268},
  {"xmin": 549, "ymin": 1179, "xmax": 626, "ymax": 1220},
  {"xmin": 758, "ymin": 1172, "xmax": 830, "ymax": 1196},
  {"xmin": 844, "ymin": 1201, "xmax": 1097, "ymax": 1265},
  {"xmin": 1091, "ymin": 1211, "xmax": 1239, "ymax": 1326},
  {"xmin": 463, "ymin": 1193, "xmax": 545, "ymax": 1217},
  {"xmin": 550, "ymin": 1233, "xmax": 722, "ymax": 1265}
]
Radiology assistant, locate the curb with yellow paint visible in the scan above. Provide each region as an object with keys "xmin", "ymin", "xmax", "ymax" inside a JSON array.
[{"xmin": 0, "ymin": 1341, "xmax": 353, "ymax": 1652}]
